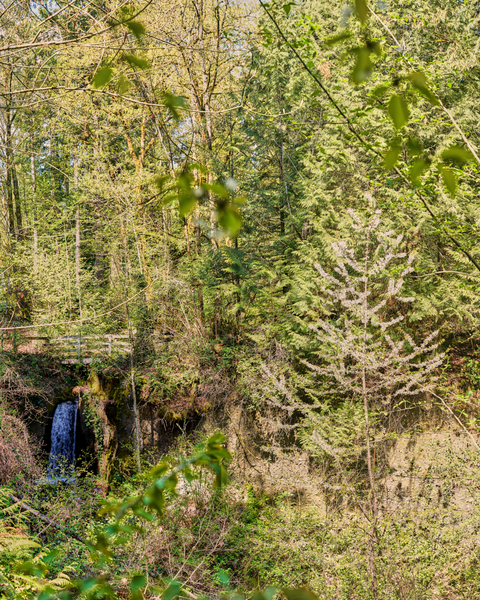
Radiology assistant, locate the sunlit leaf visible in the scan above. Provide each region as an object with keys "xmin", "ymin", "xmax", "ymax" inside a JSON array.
[
  {"xmin": 441, "ymin": 146, "xmax": 473, "ymax": 165},
  {"xmin": 132, "ymin": 508, "xmax": 155, "ymax": 521},
  {"xmin": 355, "ymin": 0, "xmax": 368, "ymax": 24},
  {"xmin": 117, "ymin": 74, "xmax": 131, "ymax": 95},
  {"xmin": 440, "ymin": 166, "xmax": 457, "ymax": 196},
  {"xmin": 324, "ymin": 32, "xmax": 352, "ymax": 47},
  {"xmin": 179, "ymin": 192, "xmax": 197, "ymax": 216},
  {"xmin": 283, "ymin": 587, "xmax": 320, "ymax": 600},
  {"xmin": 384, "ymin": 143, "xmax": 401, "ymax": 169},
  {"xmin": 351, "ymin": 47, "xmax": 372, "ymax": 84},
  {"xmin": 208, "ymin": 183, "xmax": 230, "ymax": 199},
  {"xmin": 207, "ymin": 432, "xmax": 227, "ymax": 448},
  {"xmin": 92, "ymin": 67, "xmax": 113, "ymax": 89},
  {"xmin": 162, "ymin": 580, "xmax": 182, "ymax": 600},
  {"xmin": 388, "ymin": 94, "xmax": 409, "ymax": 129},
  {"xmin": 406, "ymin": 138, "xmax": 422, "ymax": 156},
  {"xmin": 130, "ymin": 575, "xmax": 147, "ymax": 591},
  {"xmin": 409, "ymin": 158, "xmax": 430, "ymax": 183},
  {"xmin": 122, "ymin": 53, "xmax": 150, "ymax": 70},
  {"xmin": 407, "ymin": 71, "xmax": 439, "ymax": 106},
  {"xmin": 163, "ymin": 92, "xmax": 187, "ymax": 121},
  {"xmin": 369, "ymin": 82, "xmax": 390, "ymax": 99},
  {"xmin": 126, "ymin": 19, "xmax": 145, "ymax": 40}
]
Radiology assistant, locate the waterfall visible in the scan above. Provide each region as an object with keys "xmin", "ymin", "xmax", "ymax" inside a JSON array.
[{"xmin": 47, "ymin": 400, "xmax": 78, "ymax": 483}]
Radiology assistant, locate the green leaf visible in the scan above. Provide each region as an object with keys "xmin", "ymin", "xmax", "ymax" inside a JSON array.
[
  {"xmin": 207, "ymin": 432, "xmax": 227, "ymax": 448},
  {"xmin": 93, "ymin": 533, "xmax": 112, "ymax": 557},
  {"xmin": 217, "ymin": 569, "xmax": 230, "ymax": 585},
  {"xmin": 351, "ymin": 47, "xmax": 372, "ymax": 84},
  {"xmin": 92, "ymin": 67, "xmax": 113, "ymax": 89},
  {"xmin": 261, "ymin": 587, "xmax": 277, "ymax": 600},
  {"xmin": 406, "ymin": 138, "xmax": 422, "ymax": 156},
  {"xmin": 132, "ymin": 508, "xmax": 155, "ymax": 521},
  {"xmin": 355, "ymin": 0, "xmax": 369, "ymax": 24},
  {"xmin": 283, "ymin": 588, "xmax": 320, "ymax": 600},
  {"xmin": 163, "ymin": 92, "xmax": 187, "ymax": 121},
  {"xmin": 440, "ymin": 166, "xmax": 457, "ymax": 196},
  {"xmin": 441, "ymin": 146, "xmax": 473, "ymax": 165},
  {"xmin": 122, "ymin": 53, "xmax": 150, "ymax": 70},
  {"xmin": 130, "ymin": 575, "xmax": 147, "ymax": 591},
  {"xmin": 149, "ymin": 462, "xmax": 169, "ymax": 478},
  {"xmin": 324, "ymin": 32, "xmax": 352, "ymax": 47},
  {"xmin": 388, "ymin": 94, "xmax": 409, "ymax": 129},
  {"xmin": 162, "ymin": 580, "xmax": 182, "ymax": 600},
  {"xmin": 384, "ymin": 143, "xmax": 401, "ymax": 170},
  {"xmin": 80, "ymin": 577, "xmax": 97, "ymax": 592},
  {"xmin": 282, "ymin": 2, "xmax": 295, "ymax": 15},
  {"xmin": 126, "ymin": 19, "xmax": 145, "ymax": 40},
  {"xmin": 366, "ymin": 39, "xmax": 381, "ymax": 56},
  {"xmin": 369, "ymin": 82, "xmax": 390, "ymax": 99},
  {"xmin": 117, "ymin": 74, "xmax": 131, "ymax": 95},
  {"xmin": 207, "ymin": 183, "xmax": 230, "ymax": 199},
  {"xmin": 407, "ymin": 71, "xmax": 439, "ymax": 106},
  {"xmin": 409, "ymin": 158, "xmax": 430, "ymax": 183},
  {"xmin": 179, "ymin": 191, "xmax": 197, "ymax": 216}
]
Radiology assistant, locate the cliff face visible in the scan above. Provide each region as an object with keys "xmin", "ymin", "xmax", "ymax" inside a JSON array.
[
  {"xmin": 33, "ymin": 363, "xmax": 480, "ymax": 518},
  {"xmin": 198, "ymin": 400, "xmax": 480, "ymax": 515}
]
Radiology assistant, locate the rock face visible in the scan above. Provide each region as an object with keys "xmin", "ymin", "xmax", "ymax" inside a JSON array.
[
  {"xmin": 42, "ymin": 371, "xmax": 480, "ymax": 513},
  {"xmin": 382, "ymin": 429, "xmax": 480, "ymax": 512},
  {"xmin": 75, "ymin": 373, "xmax": 118, "ymax": 480},
  {"xmin": 199, "ymin": 402, "xmax": 327, "ymax": 512},
  {"xmin": 199, "ymin": 400, "xmax": 480, "ymax": 514}
]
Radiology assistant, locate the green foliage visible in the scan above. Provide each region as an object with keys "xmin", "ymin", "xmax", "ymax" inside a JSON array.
[
  {"xmin": 0, "ymin": 435, "xmax": 231, "ymax": 599},
  {"xmin": 3, "ymin": 0, "xmax": 480, "ymax": 597},
  {"xmin": 82, "ymin": 399, "xmax": 104, "ymax": 452}
]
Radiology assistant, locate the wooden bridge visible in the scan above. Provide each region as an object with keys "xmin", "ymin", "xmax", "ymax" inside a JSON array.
[
  {"xmin": 50, "ymin": 334, "xmax": 132, "ymax": 364},
  {"xmin": 0, "ymin": 332, "xmax": 133, "ymax": 364}
]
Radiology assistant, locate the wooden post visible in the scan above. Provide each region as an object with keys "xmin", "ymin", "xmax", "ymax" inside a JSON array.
[{"xmin": 108, "ymin": 334, "xmax": 112, "ymax": 355}]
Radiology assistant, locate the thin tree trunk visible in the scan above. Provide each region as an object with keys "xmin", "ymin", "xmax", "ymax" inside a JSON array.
[
  {"xmin": 362, "ymin": 233, "xmax": 378, "ymax": 599},
  {"xmin": 31, "ymin": 155, "xmax": 38, "ymax": 271},
  {"xmin": 12, "ymin": 163, "xmax": 22, "ymax": 238},
  {"xmin": 5, "ymin": 103, "xmax": 16, "ymax": 237},
  {"xmin": 75, "ymin": 209, "xmax": 81, "ymax": 310},
  {"xmin": 131, "ymin": 367, "xmax": 141, "ymax": 473}
]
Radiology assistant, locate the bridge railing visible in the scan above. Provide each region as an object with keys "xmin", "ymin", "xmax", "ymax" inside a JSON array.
[
  {"xmin": 49, "ymin": 334, "xmax": 132, "ymax": 364},
  {"xmin": 0, "ymin": 332, "xmax": 133, "ymax": 364}
]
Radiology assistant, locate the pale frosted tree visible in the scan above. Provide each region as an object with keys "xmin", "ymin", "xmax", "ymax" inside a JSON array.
[{"xmin": 263, "ymin": 194, "xmax": 444, "ymax": 596}]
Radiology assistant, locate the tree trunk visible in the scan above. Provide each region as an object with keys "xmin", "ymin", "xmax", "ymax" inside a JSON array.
[
  {"xmin": 31, "ymin": 155, "xmax": 38, "ymax": 271},
  {"xmin": 5, "ymin": 104, "xmax": 16, "ymax": 237}
]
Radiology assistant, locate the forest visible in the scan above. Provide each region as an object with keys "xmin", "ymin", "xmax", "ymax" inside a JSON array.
[{"xmin": 1, "ymin": 0, "xmax": 480, "ymax": 597}]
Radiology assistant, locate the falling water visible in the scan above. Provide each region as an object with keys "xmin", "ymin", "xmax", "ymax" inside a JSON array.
[{"xmin": 47, "ymin": 400, "xmax": 78, "ymax": 483}]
